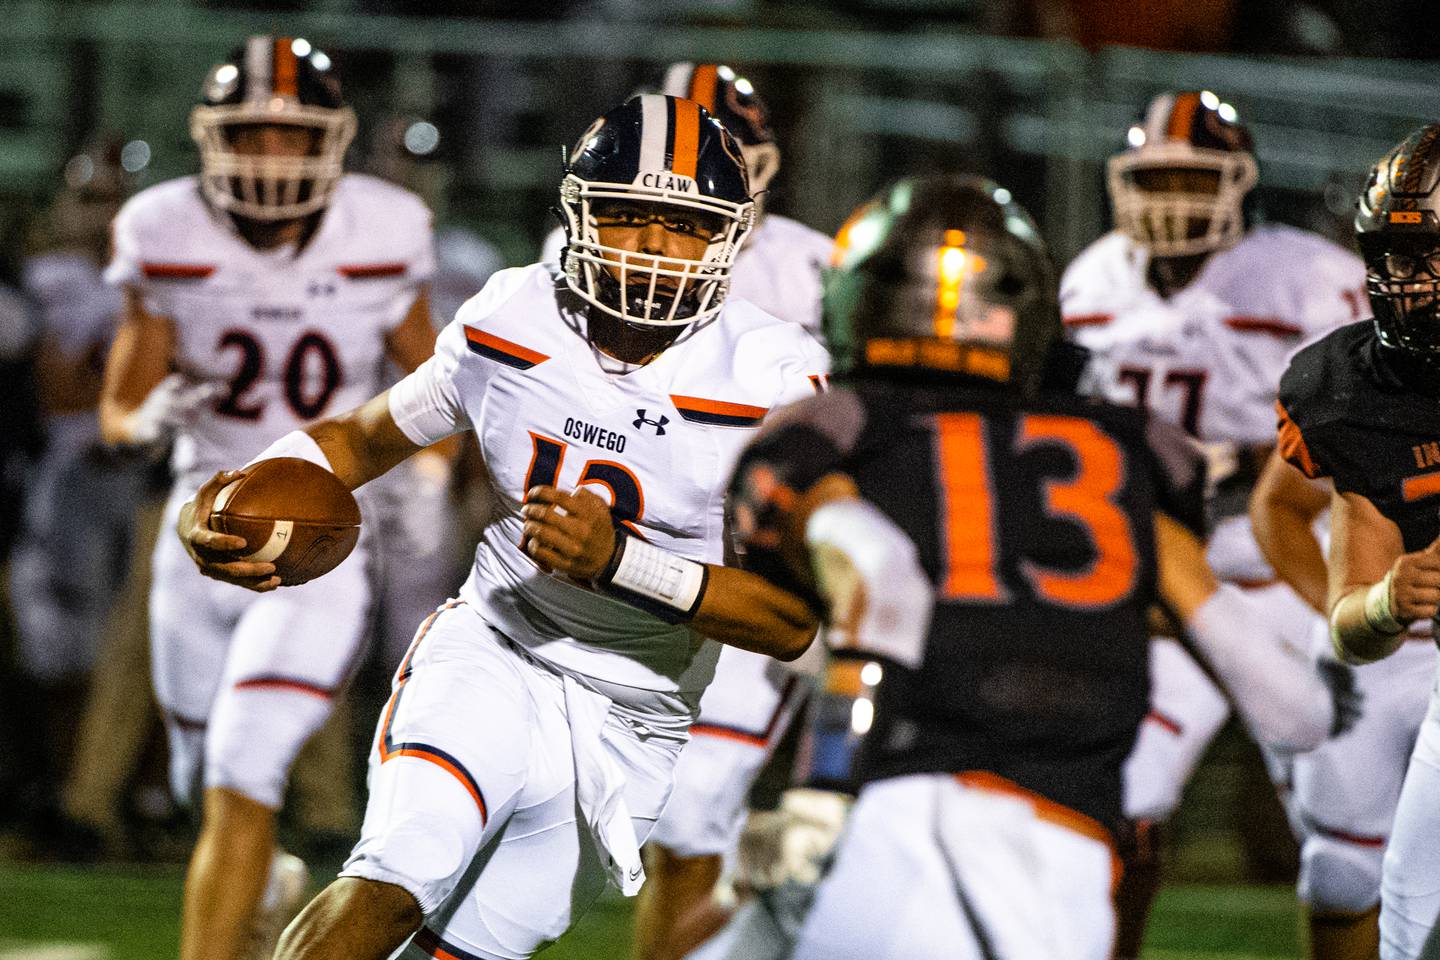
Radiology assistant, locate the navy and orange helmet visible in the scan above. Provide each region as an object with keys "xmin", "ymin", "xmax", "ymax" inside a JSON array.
[
  {"xmin": 189, "ymin": 36, "xmax": 356, "ymax": 221},
  {"xmin": 1107, "ymin": 90, "xmax": 1258, "ymax": 258},
  {"xmin": 558, "ymin": 94, "xmax": 755, "ymax": 327}
]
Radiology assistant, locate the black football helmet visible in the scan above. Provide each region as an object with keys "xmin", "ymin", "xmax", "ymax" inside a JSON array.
[
  {"xmin": 823, "ymin": 174, "xmax": 1063, "ymax": 397},
  {"xmin": 1357, "ymin": 123, "xmax": 1440, "ymax": 360},
  {"xmin": 661, "ymin": 62, "xmax": 780, "ymax": 197},
  {"xmin": 558, "ymin": 94, "xmax": 755, "ymax": 327},
  {"xmin": 190, "ymin": 36, "xmax": 355, "ymax": 221},
  {"xmin": 1108, "ymin": 90, "xmax": 1257, "ymax": 257}
]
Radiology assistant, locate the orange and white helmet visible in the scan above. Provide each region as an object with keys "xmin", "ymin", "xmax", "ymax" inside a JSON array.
[
  {"xmin": 1107, "ymin": 90, "xmax": 1258, "ymax": 257},
  {"xmin": 189, "ymin": 36, "xmax": 356, "ymax": 221}
]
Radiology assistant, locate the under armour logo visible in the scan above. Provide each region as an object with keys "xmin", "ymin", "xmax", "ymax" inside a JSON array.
[{"xmin": 633, "ymin": 409, "xmax": 669, "ymax": 436}]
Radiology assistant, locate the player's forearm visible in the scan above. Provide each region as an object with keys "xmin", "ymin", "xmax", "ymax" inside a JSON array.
[
  {"xmin": 1251, "ymin": 497, "xmax": 1329, "ymax": 613},
  {"xmin": 690, "ymin": 565, "xmax": 819, "ymax": 661},
  {"xmin": 98, "ymin": 394, "xmax": 141, "ymax": 446},
  {"xmin": 304, "ymin": 391, "xmax": 424, "ymax": 491},
  {"xmin": 1249, "ymin": 455, "xmax": 1331, "ymax": 613},
  {"xmin": 1328, "ymin": 580, "xmax": 1406, "ymax": 665}
]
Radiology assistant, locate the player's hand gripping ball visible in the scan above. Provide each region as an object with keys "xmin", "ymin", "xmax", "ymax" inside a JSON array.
[{"xmin": 180, "ymin": 457, "xmax": 360, "ymax": 591}]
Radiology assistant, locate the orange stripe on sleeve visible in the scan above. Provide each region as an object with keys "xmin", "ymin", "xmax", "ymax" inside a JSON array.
[
  {"xmin": 689, "ymin": 64, "xmax": 719, "ymax": 112},
  {"xmin": 1275, "ymin": 401, "xmax": 1320, "ymax": 479},
  {"xmin": 464, "ymin": 326, "xmax": 550, "ymax": 368},
  {"xmin": 1403, "ymin": 472, "xmax": 1440, "ymax": 502},
  {"xmin": 671, "ymin": 99, "xmax": 700, "ymax": 179},
  {"xmin": 1166, "ymin": 91, "xmax": 1200, "ymax": 140},
  {"xmin": 670, "ymin": 394, "xmax": 768, "ymax": 419},
  {"xmin": 273, "ymin": 38, "xmax": 298, "ymax": 97}
]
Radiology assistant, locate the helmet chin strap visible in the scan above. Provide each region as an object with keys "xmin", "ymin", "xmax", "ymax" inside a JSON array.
[{"xmin": 584, "ymin": 302, "xmax": 686, "ymax": 368}]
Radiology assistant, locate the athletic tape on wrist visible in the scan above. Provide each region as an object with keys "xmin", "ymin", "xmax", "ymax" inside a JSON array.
[
  {"xmin": 597, "ymin": 535, "xmax": 709, "ymax": 622},
  {"xmin": 1363, "ymin": 571, "xmax": 1404, "ymax": 635}
]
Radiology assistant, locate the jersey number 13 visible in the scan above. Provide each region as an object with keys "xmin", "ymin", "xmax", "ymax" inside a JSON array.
[{"xmin": 933, "ymin": 412, "xmax": 1139, "ymax": 610}]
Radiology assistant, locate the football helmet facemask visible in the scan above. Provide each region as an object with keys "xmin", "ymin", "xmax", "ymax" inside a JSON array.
[
  {"xmin": 1357, "ymin": 123, "xmax": 1440, "ymax": 359},
  {"xmin": 190, "ymin": 36, "xmax": 356, "ymax": 221},
  {"xmin": 1108, "ymin": 90, "xmax": 1258, "ymax": 258},
  {"xmin": 559, "ymin": 94, "xmax": 755, "ymax": 327},
  {"xmin": 824, "ymin": 174, "xmax": 1063, "ymax": 398}
]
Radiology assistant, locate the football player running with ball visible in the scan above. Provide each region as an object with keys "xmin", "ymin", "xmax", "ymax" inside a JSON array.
[
  {"xmin": 660, "ymin": 173, "xmax": 1337, "ymax": 960},
  {"xmin": 1277, "ymin": 123, "xmax": 1440, "ymax": 960},
  {"xmin": 99, "ymin": 37, "xmax": 438, "ymax": 960},
  {"xmin": 624, "ymin": 63, "xmax": 833, "ymax": 960},
  {"xmin": 183, "ymin": 94, "xmax": 828, "ymax": 960},
  {"xmin": 1060, "ymin": 90, "xmax": 1367, "ymax": 958}
]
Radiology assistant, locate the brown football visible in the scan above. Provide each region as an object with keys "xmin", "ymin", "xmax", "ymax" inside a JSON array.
[{"xmin": 208, "ymin": 457, "xmax": 361, "ymax": 586}]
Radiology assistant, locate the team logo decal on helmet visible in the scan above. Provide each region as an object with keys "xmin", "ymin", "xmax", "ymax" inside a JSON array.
[
  {"xmin": 559, "ymin": 94, "xmax": 755, "ymax": 327},
  {"xmin": 1108, "ymin": 90, "xmax": 1258, "ymax": 258},
  {"xmin": 1356, "ymin": 123, "xmax": 1440, "ymax": 359},
  {"xmin": 824, "ymin": 174, "xmax": 1063, "ymax": 396},
  {"xmin": 190, "ymin": 35, "xmax": 356, "ymax": 221}
]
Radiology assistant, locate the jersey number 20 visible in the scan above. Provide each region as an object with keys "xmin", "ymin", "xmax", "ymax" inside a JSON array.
[
  {"xmin": 934, "ymin": 412, "xmax": 1138, "ymax": 609},
  {"xmin": 215, "ymin": 330, "xmax": 342, "ymax": 421}
]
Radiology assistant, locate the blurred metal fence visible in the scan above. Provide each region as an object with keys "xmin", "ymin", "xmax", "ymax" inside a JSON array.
[{"xmin": 6, "ymin": 1, "xmax": 1440, "ymax": 261}]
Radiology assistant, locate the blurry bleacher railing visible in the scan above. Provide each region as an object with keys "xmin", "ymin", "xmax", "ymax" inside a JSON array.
[{"xmin": 7, "ymin": 1, "xmax": 1439, "ymax": 261}]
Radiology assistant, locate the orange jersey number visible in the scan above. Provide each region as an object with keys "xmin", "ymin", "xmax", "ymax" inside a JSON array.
[{"xmin": 933, "ymin": 412, "xmax": 1138, "ymax": 610}]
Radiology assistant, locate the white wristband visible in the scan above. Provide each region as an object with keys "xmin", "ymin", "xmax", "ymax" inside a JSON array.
[
  {"xmin": 601, "ymin": 537, "xmax": 708, "ymax": 621},
  {"xmin": 245, "ymin": 430, "xmax": 335, "ymax": 473},
  {"xmin": 1363, "ymin": 571, "xmax": 1404, "ymax": 635}
]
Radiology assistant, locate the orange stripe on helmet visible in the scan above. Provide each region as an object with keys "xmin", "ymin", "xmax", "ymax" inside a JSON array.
[
  {"xmin": 1166, "ymin": 91, "xmax": 1200, "ymax": 141},
  {"xmin": 671, "ymin": 99, "xmax": 701, "ymax": 179},
  {"xmin": 689, "ymin": 64, "xmax": 720, "ymax": 112},
  {"xmin": 273, "ymin": 37, "xmax": 298, "ymax": 98}
]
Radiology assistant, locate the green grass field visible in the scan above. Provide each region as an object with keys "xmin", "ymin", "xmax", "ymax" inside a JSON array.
[{"xmin": 0, "ymin": 863, "xmax": 1303, "ymax": 959}]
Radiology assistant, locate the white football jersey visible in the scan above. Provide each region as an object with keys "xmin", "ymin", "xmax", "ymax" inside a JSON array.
[
  {"xmin": 390, "ymin": 263, "xmax": 829, "ymax": 703},
  {"xmin": 105, "ymin": 174, "xmax": 434, "ymax": 489},
  {"xmin": 1062, "ymin": 224, "xmax": 1364, "ymax": 580},
  {"xmin": 1062, "ymin": 224, "xmax": 1365, "ymax": 446},
  {"xmin": 540, "ymin": 213, "xmax": 832, "ymax": 339}
]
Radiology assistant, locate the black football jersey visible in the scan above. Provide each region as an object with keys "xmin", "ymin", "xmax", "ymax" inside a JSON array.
[
  {"xmin": 1278, "ymin": 320, "xmax": 1440, "ymax": 552},
  {"xmin": 728, "ymin": 377, "xmax": 1206, "ymax": 830}
]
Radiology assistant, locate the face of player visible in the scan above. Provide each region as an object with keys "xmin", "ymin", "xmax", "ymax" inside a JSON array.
[
  {"xmin": 1372, "ymin": 245, "xmax": 1440, "ymax": 329},
  {"xmin": 591, "ymin": 199, "xmax": 723, "ymax": 289},
  {"xmin": 225, "ymin": 123, "xmax": 321, "ymax": 158},
  {"xmin": 1130, "ymin": 166, "xmax": 1222, "ymax": 244}
]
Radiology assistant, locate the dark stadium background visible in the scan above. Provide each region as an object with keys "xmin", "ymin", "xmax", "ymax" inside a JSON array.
[{"xmin": 1, "ymin": 1, "xmax": 1436, "ymax": 956}]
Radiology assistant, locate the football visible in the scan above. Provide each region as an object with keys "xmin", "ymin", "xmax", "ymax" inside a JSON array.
[{"xmin": 208, "ymin": 457, "xmax": 361, "ymax": 586}]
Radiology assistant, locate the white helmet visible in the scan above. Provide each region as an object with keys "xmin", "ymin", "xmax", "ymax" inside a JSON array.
[
  {"xmin": 1107, "ymin": 90, "xmax": 1258, "ymax": 258},
  {"xmin": 189, "ymin": 36, "xmax": 356, "ymax": 221}
]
